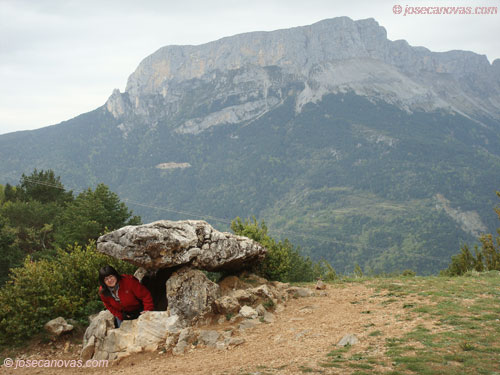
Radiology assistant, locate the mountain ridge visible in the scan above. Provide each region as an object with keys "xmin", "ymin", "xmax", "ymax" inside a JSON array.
[{"xmin": 116, "ymin": 16, "xmax": 499, "ymax": 128}]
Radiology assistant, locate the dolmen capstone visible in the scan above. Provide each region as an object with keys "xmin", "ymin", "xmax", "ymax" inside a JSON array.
[
  {"xmin": 81, "ymin": 220, "xmax": 317, "ymax": 362},
  {"xmin": 96, "ymin": 220, "xmax": 266, "ymax": 271}
]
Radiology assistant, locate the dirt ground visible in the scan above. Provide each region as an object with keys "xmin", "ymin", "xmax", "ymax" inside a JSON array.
[{"xmin": 2, "ymin": 282, "xmax": 434, "ymax": 375}]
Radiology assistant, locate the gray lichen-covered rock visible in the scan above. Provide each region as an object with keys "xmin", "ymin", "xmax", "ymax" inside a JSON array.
[
  {"xmin": 44, "ymin": 317, "xmax": 74, "ymax": 336},
  {"xmin": 81, "ymin": 310, "xmax": 115, "ymax": 360},
  {"xmin": 197, "ymin": 330, "xmax": 220, "ymax": 347},
  {"xmin": 337, "ymin": 333, "xmax": 359, "ymax": 347},
  {"xmin": 97, "ymin": 220, "xmax": 266, "ymax": 272},
  {"xmin": 82, "ymin": 311, "xmax": 182, "ymax": 361},
  {"xmin": 166, "ymin": 267, "xmax": 221, "ymax": 324},
  {"xmin": 239, "ymin": 305, "xmax": 258, "ymax": 319}
]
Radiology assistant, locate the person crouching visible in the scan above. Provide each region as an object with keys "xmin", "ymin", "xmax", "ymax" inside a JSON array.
[{"xmin": 98, "ymin": 265, "xmax": 154, "ymax": 328}]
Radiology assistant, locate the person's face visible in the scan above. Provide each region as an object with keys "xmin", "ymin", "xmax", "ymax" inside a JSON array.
[{"xmin": 104, "ymin": 275, "xmax": 117, "ymax": 288}]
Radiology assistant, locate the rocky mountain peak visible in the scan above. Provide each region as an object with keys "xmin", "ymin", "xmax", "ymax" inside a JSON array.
[
  {"xmin": 124, "ymin": 17, "xmax": 389, "ymax": 98},
  {"xmin": 105, "ymin": 16, "xmax": 500, "ymax": 132}
]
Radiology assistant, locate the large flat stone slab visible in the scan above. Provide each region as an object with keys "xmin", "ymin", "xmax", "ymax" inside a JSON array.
[{"xmin": 97, "ymin": 220, "xmax": 266, "ymax": 271}]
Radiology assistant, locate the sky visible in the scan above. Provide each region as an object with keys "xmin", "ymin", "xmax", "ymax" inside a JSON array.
[{"xmin": 1, "ymin": 0, "xmax": 499, "ymax": 135}]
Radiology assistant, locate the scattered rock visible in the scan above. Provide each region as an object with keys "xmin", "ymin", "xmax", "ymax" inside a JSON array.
[
  {"xmin": 44, "ymin": 317, "xmax": 74, "ymax": 336},
  {"xmin": 239, "ymin": 305, "xmax": 258, "ymax": 319},
  {"xmin": 287, "ymin": 287, "xmax": 315, "ymax": 298},
  {"xmin": 256, "ymin": 304, "xmax": 266, "ymax": 316},
  {"xmin": 315, "ymin": 280, "xmax": 327, "ymax": 290},
  {"xmin": 198, "ymin": 330, "xmax": 220, "ymax": 347},
  {"xmin": 337, "ymin": 333, "xmax": 359, "ymax": 347},
  {"xmin": 228, "ymin": 337, "xmax": 246, "ymax": 346},
  {"xmin": 230, "ymin": 289, "xmax": 256, "ymax": 304},
  {"xmin": 63, "ymin": 342, "xmax": 71, "ymax": 353},
  {"xmin": 172, "ymin": 327, "xmax": 195, "ymax": 355},
  {"xmin": 238, "ymin": 319, "xmax": 259, "ymax": 330},
  {"xmin": 81, "ymin": 311, "xmax": 115, "ymax": 360},
  {"xmin": 80, "ymin": 336, "xmax": 95, "ymax": 361},
  {"xmin": 214, "ymin": 295, "xmax": 240, "ymax": 315},
  {"xmin": 262, "ymin": 311, "xmax": 275, "ymax": 323}
]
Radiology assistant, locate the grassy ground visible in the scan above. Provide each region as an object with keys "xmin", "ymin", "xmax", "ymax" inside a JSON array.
[
  {"xmin": 318, "ymin": 271, "xmax": 500, "ymax": 375},
  {"xmin": 237, "ymin": 271, "xmax": 500, "ymax": 375}
]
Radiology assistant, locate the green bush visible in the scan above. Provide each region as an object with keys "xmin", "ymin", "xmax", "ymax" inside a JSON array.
[
  {"xmin": 231, "ymin": 216, "xmax": 337, "ymax": 282},
  {"xmin": 0, "ymin": 242, "xmax": 134, "ymax": 345}
]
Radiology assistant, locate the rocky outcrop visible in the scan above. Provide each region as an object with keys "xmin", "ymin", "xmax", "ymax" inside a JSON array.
[
  {"xmin": 96, "ymin": 220, "xmax": 266, "ymax": 272},
  {"xmin": 84, "ymin": 220, "xmax": 328, "ymax": 361},
  {"xmin": 82, "ymin": 271, "xmax": 319, "ymax": 361},
  {"xmin": 434, "ymin": 194, "xmax": 488, "ymax": 237},
  {"xmin": 166, "ymin": 267, "xmax": 220, "ymax": 324},
  {"xmin": 82, "ymin": 311, "xmax": 182, "ymax": 361},
  {"xmin": 83, "ymin": 221, "xmax": 275, "ymax": 361}
]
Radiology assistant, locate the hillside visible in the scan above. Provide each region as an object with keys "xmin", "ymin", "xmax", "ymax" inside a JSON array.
[
  {"xmin": 1, "ymin": 17, "xmax": 500, "ymax": 274},
  {"xmin": 2, "ymin": 272, "xmax": 500, "ymax": 374}
]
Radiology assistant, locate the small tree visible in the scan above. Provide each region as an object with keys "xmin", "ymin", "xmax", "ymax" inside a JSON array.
[
  {"xmin": 16, "ymin": 169, "xmax": 73, "ymax": 205},
  {"xmin": 55, "ymin": 184, "xmax": 141, "ymax": 247}
]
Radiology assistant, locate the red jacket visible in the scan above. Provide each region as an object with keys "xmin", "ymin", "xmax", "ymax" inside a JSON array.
[{"xmin": 99, "ymin": 274, "xmax": 154, "ymax": 321}]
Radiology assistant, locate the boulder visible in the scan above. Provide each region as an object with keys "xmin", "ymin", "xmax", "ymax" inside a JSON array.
[
  {"xmin": 214, "ymin": 295, "xmax": 241, "ymax": 315},
  {"xmin": 44, "ymin": 317, "xmax": 74, "ymax": 336},
  {"xmin": 238, "ymin": 319, "xmax": 259, "ymax": 330},
  {"xmin": 256, "ymin": 304, "xmax": 266, "ymax": 316},
  {"xmin": 172, "ymin": 327, "xmax": 196, "ymax": 355},
  {"xmin": 239, "ymin": 306, "xmax": 258, "ymax": 319},
  {"xmin": 198, "ymin": 330, "xmax": 220, "ymax": 347},
  {"xmin": 81, "ymin": 311, "xmax": 115, "ymax": 361},
  {"xmin": 97, "ymin": 220, "xmax": 267, "ymax": 272},
  {"xmin": 82, "ymin": 311, "xmax": 182, "ymax": 361},
  {"xmin": 315, "ymin": 280, "xmax": 327, "ymax": 290},
  {"xmin": 134, "ymin": 312, "xmax": 182, "ymax": 348},
  {"xmin": 287, "ymin": 286, "xmax": 315, "ymax": 298},
  {"xmin": 337, "ymin": 333, "xmax": 359, "ymax": 347},
  {"xmin": 166, "ymin": 267, "xmax": 220, "ymax": 324},
  {"xmin": 262, "ymin": 311, "xmax": 275, "ymax": 323}
]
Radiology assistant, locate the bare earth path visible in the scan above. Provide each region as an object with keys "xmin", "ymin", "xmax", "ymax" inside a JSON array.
[{"xmin": 3, "ymin": 282, "xmax": 433, "ymax": 375}]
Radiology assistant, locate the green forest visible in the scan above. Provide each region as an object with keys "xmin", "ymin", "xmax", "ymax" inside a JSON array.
[{"xmin": 0, "ymin": 169, "xmax": 141, "ymax": 284}]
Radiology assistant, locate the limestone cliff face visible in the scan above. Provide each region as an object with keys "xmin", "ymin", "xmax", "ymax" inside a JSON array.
[{"xmin": 106, "ymin": 16, "xmax": 500, "ymax": 132}]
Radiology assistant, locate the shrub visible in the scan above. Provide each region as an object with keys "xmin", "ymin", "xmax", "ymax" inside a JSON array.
[
  {"xmin": 0, "ymin": 242, "xmax": 134, "ymax": 345},
  {"xmin": 231, "ymin": 217, "xmax": 337, "ymax": 282}
]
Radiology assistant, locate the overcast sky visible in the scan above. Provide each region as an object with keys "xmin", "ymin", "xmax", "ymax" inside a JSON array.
[{"xmin": 1, "ymin": 0, "xmax": 499, "ymax": 135}]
